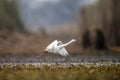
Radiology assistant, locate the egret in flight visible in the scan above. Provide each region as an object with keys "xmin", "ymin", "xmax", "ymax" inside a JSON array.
[{"xmin": 43, "ymin": 39, "xmax": 76, "ymax": 56}]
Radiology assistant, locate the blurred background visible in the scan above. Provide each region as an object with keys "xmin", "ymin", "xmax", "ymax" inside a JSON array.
[{"xmin": 0, "ymin": 0, "xmax": 120, "ymax": 56}]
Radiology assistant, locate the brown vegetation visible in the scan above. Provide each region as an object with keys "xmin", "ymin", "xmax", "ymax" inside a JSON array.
[
  {"xmin": 0, "ymin": 64, "xmax": 120, "ymax": 80},
  {"xmin": 0, "ymin": 31, "xmax": 51, "ymax": 55}
]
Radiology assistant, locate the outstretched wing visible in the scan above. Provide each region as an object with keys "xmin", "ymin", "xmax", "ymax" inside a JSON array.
[
  {"xmin": 58, "ymin": 47, "xmax": 69, "ymax": 56},
  {"xmin": 45, "ymin": 40, "xmax": 58, "ymax": 52},
  {"xmin": 57, "ymin": 41, "xmax": 69, "ymax": 56}
]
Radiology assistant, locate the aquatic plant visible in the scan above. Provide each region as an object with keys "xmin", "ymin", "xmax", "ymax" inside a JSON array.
[{"xmin": 0, "ymin": 64, "xmax": 119, "ymax": 80}]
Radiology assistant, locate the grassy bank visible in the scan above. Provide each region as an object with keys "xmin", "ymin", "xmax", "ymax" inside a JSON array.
[{"xmin": 0, "ymin": 64, "xmax": 120, "ymax": 80}]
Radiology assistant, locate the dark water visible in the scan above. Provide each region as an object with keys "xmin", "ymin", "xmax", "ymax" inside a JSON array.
[{"xmin": 0, "ymin": 53, "xmax": 120, "ymax": 64}]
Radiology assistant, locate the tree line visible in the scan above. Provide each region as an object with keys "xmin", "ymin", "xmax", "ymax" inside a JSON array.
[
  {"xmin": 80, "ymin": 0, "xmax": 120, "ymax": 50},
  {"xmin": 0, "ymin": 0, "xmax": 24, "ymax": 32}
]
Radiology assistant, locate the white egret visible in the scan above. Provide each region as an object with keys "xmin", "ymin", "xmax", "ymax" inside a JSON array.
[{"xmin": 43, "ymin": 39, "xmax": 76, "ymax": 56}]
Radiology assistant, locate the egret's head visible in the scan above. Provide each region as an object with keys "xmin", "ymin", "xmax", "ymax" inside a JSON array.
[{"xmin": 71, "ymin": 39, "xmax": 76, "ymax": 42}]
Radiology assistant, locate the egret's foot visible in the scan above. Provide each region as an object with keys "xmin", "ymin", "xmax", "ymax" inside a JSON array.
[{"xmin": 43, "ymin": 51, "xmax": 48, "ymax": 53}]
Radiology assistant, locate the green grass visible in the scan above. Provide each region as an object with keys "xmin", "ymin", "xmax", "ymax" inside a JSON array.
[{"xmin": 0, "ymin": 64, "xmax": 120, "ymax": 80}]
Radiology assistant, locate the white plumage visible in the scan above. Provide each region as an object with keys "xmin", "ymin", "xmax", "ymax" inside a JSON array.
[{"xmin": 44, "ymin": 39, "xmax": 76, "ymax": 56}]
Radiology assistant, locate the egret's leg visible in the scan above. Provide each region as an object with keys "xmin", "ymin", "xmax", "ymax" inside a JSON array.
[{"xmin": 36, "ymin": 52, "xmax": 45, "ymax": 58}]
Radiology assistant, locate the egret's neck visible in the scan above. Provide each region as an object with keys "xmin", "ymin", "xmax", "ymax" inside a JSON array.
[
  {"xmin": 66, "ymin": 40, "xmax": 74, "ymax": 45},
  {"xmin": 59, "ymin": 40, "xmax": 75, "ymax": 48}
]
